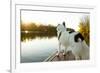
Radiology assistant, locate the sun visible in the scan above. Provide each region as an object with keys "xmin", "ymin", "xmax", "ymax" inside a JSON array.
[{"xmin": 25, "ymin": 30, "xmax": 28, "ymax": 33}]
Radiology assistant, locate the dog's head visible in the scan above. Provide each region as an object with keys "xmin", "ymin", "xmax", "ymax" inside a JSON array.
[{"xmin": 56, "ymin": 21, "xmax": 66, "ymax": 32}]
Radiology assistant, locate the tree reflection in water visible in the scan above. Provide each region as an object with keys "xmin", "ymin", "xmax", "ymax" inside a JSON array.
[{"xmin": 21, "ymin": 31, "xmax": 57, "ymax": 42}]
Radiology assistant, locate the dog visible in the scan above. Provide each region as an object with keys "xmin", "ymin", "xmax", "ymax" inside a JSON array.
[{"xmin": 56, "ymin": 22, "xmax": 89, "ymax": 60}]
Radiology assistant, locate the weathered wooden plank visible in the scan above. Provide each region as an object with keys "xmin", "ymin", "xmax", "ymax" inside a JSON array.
[
  {"xmin": 44, "ymin": 51, "xmax": 57, "ymax": 62},
  {"xmin": 44, "ymin": 51, "xmax": 75, "ymax": 62}
]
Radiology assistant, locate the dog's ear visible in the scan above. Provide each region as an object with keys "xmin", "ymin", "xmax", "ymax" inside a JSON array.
[{"xmin": 62, "ymin": 21, "xmax": 66, "ymax": 27}]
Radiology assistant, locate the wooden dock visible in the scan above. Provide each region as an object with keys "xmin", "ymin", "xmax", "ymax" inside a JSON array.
[{"xmin": 44, "ymin": 50, "xmax": 75, "ymax": 62}]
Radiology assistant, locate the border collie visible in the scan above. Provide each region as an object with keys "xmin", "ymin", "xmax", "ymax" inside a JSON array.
[{"xmin": 56, "ymin": 22, "xmax": 89, "ymax": 60}]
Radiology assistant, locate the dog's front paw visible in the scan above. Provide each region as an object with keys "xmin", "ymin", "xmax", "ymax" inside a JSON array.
[
  {"xmin": 63, "ymin": 53, "xmax": 66, "ymax": 56},
  {"xmin": 56, "ymin": 53, "xmax": 59, "ymax": 57}
]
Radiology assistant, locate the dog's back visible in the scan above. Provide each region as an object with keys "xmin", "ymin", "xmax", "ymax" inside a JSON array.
[{"xmin": 56, "ymin": 22, "xmax": 89, "ymax": 60}]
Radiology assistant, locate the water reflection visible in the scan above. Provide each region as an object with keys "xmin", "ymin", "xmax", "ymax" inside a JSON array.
[
  {"xmin": 21, "ymin": 31, "xmax": 57, "ymax": 42},
  {"xmin": 21, "ymin": 32, "xmax": 58, "ymax": 63}
]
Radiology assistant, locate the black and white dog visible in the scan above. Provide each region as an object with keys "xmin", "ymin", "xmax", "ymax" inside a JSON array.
[{"xmin": 56, "ymin": 22, "xmax": 89, "ymax": 60}]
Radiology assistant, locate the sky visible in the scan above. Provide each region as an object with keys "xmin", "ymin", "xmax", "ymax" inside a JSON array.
[{"xmin": 21, "ymin": 10, "xmax": 89, "ymax": 30}]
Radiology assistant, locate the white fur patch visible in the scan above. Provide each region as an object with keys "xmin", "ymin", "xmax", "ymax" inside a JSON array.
[{"xmin": 56, "ymin": 23, "xmax": 89, "ymax": 60}]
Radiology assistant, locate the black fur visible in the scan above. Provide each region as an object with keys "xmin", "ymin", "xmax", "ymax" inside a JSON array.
[
  {"xmin": 69, "ymin": 31, "xmax": 75, "ymax": 34},
  {"xmin": 62, "ymin": 22, "xmax": 66, "ymax": 27},
  {"xmin": 74, "ymin": 33, "xmax": 84, "ymax": 42}
]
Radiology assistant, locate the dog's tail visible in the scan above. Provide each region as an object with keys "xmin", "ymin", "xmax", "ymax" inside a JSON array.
[{"xmin": 81, "ymin": 40, "xmax": 89, "ymax": 59}]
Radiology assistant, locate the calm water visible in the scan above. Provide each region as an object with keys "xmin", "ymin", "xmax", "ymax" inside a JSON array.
[{"xmin": 21, "ymin": 34, "xmax": 58, "ymax": 63}]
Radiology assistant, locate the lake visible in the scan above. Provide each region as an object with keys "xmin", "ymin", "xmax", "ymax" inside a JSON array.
[{"xmin": 21, "ymin": 32, "xmax": 58, "ymax": 63}]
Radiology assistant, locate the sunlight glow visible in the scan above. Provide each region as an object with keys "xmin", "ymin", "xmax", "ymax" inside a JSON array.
[
  {"xmin": 21, "ymin": 11, "xmax": 89, "ymax": 30},
  {"xmin": 25, "ymin": 31, "xmax": 28, "ymax": 33}
]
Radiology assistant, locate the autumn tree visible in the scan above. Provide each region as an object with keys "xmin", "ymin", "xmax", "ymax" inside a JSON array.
[{"xmin": 78, "ymin": 16, "xmax": 90, "ymax": 46}]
